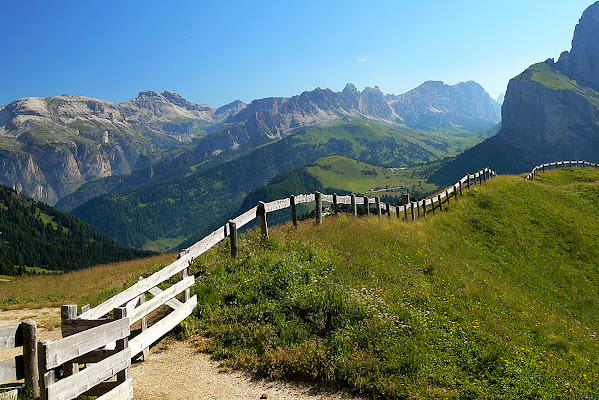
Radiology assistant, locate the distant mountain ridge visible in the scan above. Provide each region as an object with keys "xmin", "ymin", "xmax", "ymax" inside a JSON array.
[{"xmin": 1, "ymin": 81, "xmax": 500, "ymax": 205}]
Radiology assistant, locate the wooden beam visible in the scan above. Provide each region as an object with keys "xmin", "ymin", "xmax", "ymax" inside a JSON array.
[
  {"xmin": 129, "ymin": 276, "xmax": 195, "ymax": 325},
  {"xmin": 129, "ymin": 295, "xmax": 197, "ymax": 357},
  {"xmin": 0, "ymin": 356, "xmax": 24, "ymax": 384},
  {"xmin": 148, "ymin": 287, "xmax": 183, "ymax": 310},
  {"xmin": 315, "ymin": 192, "xmax": 323, "ymax": 225},
  {"xmin": 0, "ymin": 324, "xmax": 21, "ymax": 350},
  {"xmin": 258, "ymin": 201, "xmax": 268, "ymax": 239},
  {"xmin": 21, "ymin": 320, "xmax": 38, "ymax": 396},
  {"xmin": 229, "ymin": 220, "xmax": 238, "ymax": 259},
  {"xmin": 61, "ymin": 305, "xmax": 79, "ymax": 377},
  {"xmin": 290, "ymin": 195, "xmax": 297, "ymax": 226},
  {"xmin": 350, "ymin": 194, "xmax": 357, "ymax": 216},
  {"xmin": 45, "ymin": 318, "xmax": 130, "ymax": 370},
  {"xmin": 47, "ymin": 349, "xmax": 131, "ymax": 400}
]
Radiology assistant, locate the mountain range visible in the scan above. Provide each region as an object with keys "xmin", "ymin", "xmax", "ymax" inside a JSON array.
[{"xmin": 1, "ymin": 81, "xmax": 500, "ymax": 206}]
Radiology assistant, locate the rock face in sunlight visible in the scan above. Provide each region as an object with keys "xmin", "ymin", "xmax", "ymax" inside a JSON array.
[
  {"xmin": 0, "ymin": 81, "xmax": 499, "ymax": 204},
  {"xmin": 432, "ymin": 2, "xmax": 599, "ymax": 184}
]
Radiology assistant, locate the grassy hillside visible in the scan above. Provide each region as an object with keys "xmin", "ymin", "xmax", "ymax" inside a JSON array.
[
  {"xmin": 0, "ymin": 185, "xmax": 155, "ymax": 276},
  {"xmin": 71, "ymin": 120, "xmax": 491, "ymax": 249},
  {"xmin": 0, "ymin": 253, "xmax": 175, "ymax": 310},
  {"xmin": 184, "ymin": 168, "xmax": 599, "ymax": 399}
]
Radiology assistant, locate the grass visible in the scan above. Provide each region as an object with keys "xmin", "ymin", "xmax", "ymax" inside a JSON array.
[
  {"xmin": 184, "ymin": 167, "xmax": 599, "ymax": 399},
  {"xmin": 143, "ymin": 236, "xmax": 187, "ymax": 253},
  {"xmin": 0, "ymin": 254, "xmax": 175, "ymax": 310},
  {"xmin": 306, "ymin": 155, "xmax": 439, "ymax": 195}
]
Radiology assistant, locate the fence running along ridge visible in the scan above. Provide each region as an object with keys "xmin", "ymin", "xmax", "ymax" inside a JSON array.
[
  {"xmin": 526, "ymin": 160, "xmax": 599, "ymax": 180},
  {"xmin": 179, "ymin": 167, "xmax": 497, "ymax": 259},
  {"xmin": 1, "ymin": 165, "xmax": 496, "ymax": 399}
]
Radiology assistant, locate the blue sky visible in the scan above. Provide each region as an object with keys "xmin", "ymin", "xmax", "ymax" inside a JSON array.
[{"xmin": 0, "ymin": 1, "xmax": 595, "ymax": 107}]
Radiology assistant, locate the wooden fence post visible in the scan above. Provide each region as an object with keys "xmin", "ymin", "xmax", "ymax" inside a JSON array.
[
  {"xmin": 37, "ymin": 340, "xmax": 53, "ymax": 400},
  {"xmin": 350, "ymin": 194, "xmax": 357, "ymax": 216},
  {"xmin": 315, "ymin": 191, "xmax": 323, "ymax": 225},
  {"xmin": 364, "ymin": 196, "xmax": 370, "ymax": 216},
  {"xmin": 445, "ymin": 190, "xmax": 450, "ymax": 205},
  {"xmin": 417, "ymin": 201, "xmax": 420, "ymax": 218},
  {"xmin": 375, "ymin": 196, "xmax": 381, "ymax": 217},
  {"xmin": 432, "ymin": 198, "xmax": 435, "ymax": 215},
  {"xmin": 386, "ymin": 203, "xmax": 391, "ymax": 217},
  {"xmin": 411, "ymin": 202, "xmax": 415, "ymax": 221},
  {"xmin": 258, "ymin": 201, "xmax": 268, "ymax": 239},
  {"xmin": 396, "ymin": 205, "xmax": 401, "ymax": 219},
  {"xmin": 182, "ymin": 261, "xmax": 191, "ymax": 303},
  {"xmin": 229, "ymin": 220, "xmax": 238, "ymax": 259},
  {"xmin": 454, "ymin": 185, "xmax": 458, "ymax": 200},
  {"xmin": 22, "ymin": 320, "xmax": 38, "ymax": 396},
  {"xmin": 113, "ymin": 307, "xmax": 129, "ymax": 383},
  {"xmin": 137, "ymin": 276, "xmax": 149, "ymax": 361},
  {"xmin": 467, "ymin": 175, "xmax": 471, "ymax": 189},
  {"xmin": 438, "ymin": 194, "xmax": 443, "ymax": 212},
  {"xmin": 290, "ymin": 195, "xmax": 297, "ymax": 226},
  {"xmin": 404, "ymin": 204, "xmax": 409, "ymax": 222},
  {"xmin": 61, "ymin": 305, "xmax": 79, "ymax": 376},
  {"xmin": 332, "ymin": 193, "xmax": 338, "ymax": 214},
  {"xmin": 423, "ymin": 200, "xmax": 427, "ymax": 216}
]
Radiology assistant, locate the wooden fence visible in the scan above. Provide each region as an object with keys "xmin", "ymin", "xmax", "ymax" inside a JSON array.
[
  {"xmin": 2, "ymin": 165, "xmax": 496, "ymax": 399},
  {"xmin": 526, "ymin": 160, "xmax": 599, "ymax": 180},
  {"xmin": 181, "ymin": 167, "xmax": 496, "ymax": 257},
  {"xmin": 0, "ymin": 321, "xmax": 37, "ymax": 399},
  {"xmin": 38, "ymin": 309, "xmax": 131, "ymax": 400}
]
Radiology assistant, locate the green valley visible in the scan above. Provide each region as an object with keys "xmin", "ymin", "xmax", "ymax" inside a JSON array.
[{"xmin": 70, "ymin": 120, "xmax": 496, "ymax": 249}]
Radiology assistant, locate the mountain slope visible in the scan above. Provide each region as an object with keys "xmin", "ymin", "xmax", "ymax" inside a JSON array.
[
  {"xmin": 69, "ymin": 120, "xmax": 493, "ymax": 249},
  {"xmin": 0, "ymin": 185, "xmax": 154, "ymax": 276},
  {"xmin": 2, "ymin": 81, "xmax": 499, "ymax": 206},
  {"xmin": 189, "ymin": 168, "xmax": 599, "ymax": 399},
  {"xmin": 0, "ymin": 92, "xmax": 246, "ymax": 204},
  {"xmin": 433, "ymin": 2, "xmax": 599, "ymax": 183}
]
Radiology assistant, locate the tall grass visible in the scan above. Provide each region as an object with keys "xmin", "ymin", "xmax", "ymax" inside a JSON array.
[
  {"xmin": 0, "ymin": 254, "xmax": 175, "ymax": 310},
  {"xmin": 187, "ymin": 169, "xmax": 599, "ymax": 399}
]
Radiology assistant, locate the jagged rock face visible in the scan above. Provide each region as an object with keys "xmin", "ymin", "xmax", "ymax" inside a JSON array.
[
  {"xmin": 0, "ymin": 92, "xmax": 246, "ymax": 204},
  {"xmin": 390, "ymin": 81, "xmax": 501, "ymax": 130},
  {"xmin": 557, "ymin": 2, "xmax": 599, "ymax": 90},
  {"xmin": 500, "ymin": 65, "xmax": 599, "ymax": 164}
]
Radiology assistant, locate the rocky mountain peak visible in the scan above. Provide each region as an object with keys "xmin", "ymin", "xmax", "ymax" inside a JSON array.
[
  {"xmin": 557, "ymin": 1, "xmax": 599, "ymax": 89},
  {"xmin": 342, "ymin": 83, "xmax": 358, "ymax": 94}
]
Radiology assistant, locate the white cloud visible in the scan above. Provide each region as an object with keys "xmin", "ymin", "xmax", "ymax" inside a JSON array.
[{"xmin": 357, "ymin": 56, "xmax": 368, "ymax": 63}]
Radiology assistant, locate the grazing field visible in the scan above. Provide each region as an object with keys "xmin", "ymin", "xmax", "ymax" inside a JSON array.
[
  {"xmin": 186, "ymin": 168, "xmax": 599, "ymax": 399},
  {"xmin": 0, "ymin": 253, "xmax": 176, "ymax": 310},
  {"xmin": 306, "ymin": 155, "xmax": 440, "ymax": 196}
]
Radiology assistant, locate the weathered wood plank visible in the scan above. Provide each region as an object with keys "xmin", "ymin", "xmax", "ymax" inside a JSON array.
[
  {"xmin": 264, "ymin": 198, "xmax": 291, "ymax": 213},
  {"xmin": 47, "ymin": 349, "xmax": 131, "ymax": 400},
  {"xmin": 129, "ymin": 295, "xmax": 197, "ymax": 357},
  {"xmin": 95, "ymin": 379, "xmax": 133, "ymax": 400},
  {"xmin": 322, "ymin": 194, "xmax": 334, "ymax": 203},
  {"xmin": 293, "ymin": 194, "xmax": 315, "ymax": 204},
  {"xmin": 45, "ymin": 318, "xmax": 130, "ymax": 369},
  {"xmin": 0, "ymin": 325, "xmax": 21, "ymax": 350},
  {"xmin": 148, "ymin": 287, "xmax": 183, "ymax": 310},
  {"xmin": 336, "ymin": 195, "xmax": 352, "ymax": 204},
  {"xmin": 0, "ymin": 388, "xmax": 18, "ymax": 400},
  {"xmin": 231, "ymin": 206, "xmax": 258, "ymax": 228},
  {"xmin": 71, "ymin": 349, "xmax": 120, "ymax": 364},
  {"xmin": 129, "ymin": 276, "xmax": 195, "ymax": 325},
  {"xmin": 0, "ymin": 356, "xmax": 24, "ymax": 384},
  {"xmin": 62, "ymin": 318, "xmax": 113, "ymax": 337}
]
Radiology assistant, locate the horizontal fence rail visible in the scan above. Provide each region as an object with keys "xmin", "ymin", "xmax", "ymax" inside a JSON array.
[
  {"xmin": 38, "ymin": 309, "xmax": 132, "ymax": 400},
  {"xmin": 526, "ymin": 160, "xmax": 599, "ymax": 180}
]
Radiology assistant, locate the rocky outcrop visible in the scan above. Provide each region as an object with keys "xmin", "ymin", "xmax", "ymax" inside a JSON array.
[
  {"xmin": 389, "ymin": 81, "xmax": 501, "ymax": 131},
  {"xmin": 557, "ymin": 2, "xmax": 599, "ymax": 90},
  {"xmin": 0, "ymin": 92, "xmax": 245, "ymax": 204}
]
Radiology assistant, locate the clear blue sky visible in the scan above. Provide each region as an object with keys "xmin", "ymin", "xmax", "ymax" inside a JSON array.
[{"xmin": 0, "ymin": 1, "xmax": 595, "ymax": 107}]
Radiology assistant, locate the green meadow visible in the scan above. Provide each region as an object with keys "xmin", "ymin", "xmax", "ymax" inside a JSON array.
[{"xmin": 184, "ymin": 168, "xmax": 599, "ymax": 399}]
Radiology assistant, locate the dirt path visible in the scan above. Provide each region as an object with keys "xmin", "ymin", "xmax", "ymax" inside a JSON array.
[
  {"xmin": 1, "ymin": 309, "xmax": 361, "ymax": 400},
  {"xmin": 131, "ymin": 338, "xmax": 362, "ymax": 400}
]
